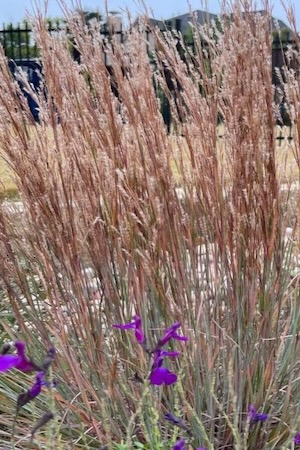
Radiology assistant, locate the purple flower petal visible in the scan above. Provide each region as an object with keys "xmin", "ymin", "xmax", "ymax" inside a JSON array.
[
  {"xmin": 113, "ymin": 315, "xmax": 145, "ymax": 344},
  {"xmin": 248, "ymin": 404, "xmax": 268, "ymax": 423},
  {"xmin": 113, "ymin": 323, "xmax": 136, "ymax": 330},
  {"xmin": 14, "ymin": 341, "xmax": 37, "ymax": 372},
  {"xmin": 134, "ymin": 327, "xmax": 145, "ymax": 343},
  {"xmin": 149, "ymin": 367, "xmax": 177, "ymax": 386},
  {"xmin": 152, "ymin": 350, "xmax": 180, "ymax": 369},
  {"xmin": 29, "ymin": 372, "xmax": 44, "ymax": 397},
  {"xmin": 0, "ymin": 342, "xmax": 38, "ymax": 373},
  {"xmin": 294, "ymin": 432, "xmax": 300, "ymax": 445},
  {"xmin": 172, "ymin": 440, "xmax": 207, "ymax": 450},
  {"xmin": 17, "ymin": 372, "xmax": 45, "ymax": 409},
  {"xmin": 164, "ymin": 370, "xmax": 178, "ymax": 385},
  {"xmin": 165, "ymin": 412, "xmax": 181, "ymax": 424},
  {"xmin": 152, "ymin": 350, "xmax": 164, "ymax": 369},
  {"xmin": 14, "ymin": 341, "xmax": 26, "ymax": 356},
  {"xmin": 15, "ymin": 359, "xmax": 37, "ymax": 372},
  {"xmin": 149, "ymin": 367, "xmax": 166, "ymax": 385},
  {"xmin": 173, "ymin": 439, "xmax": 186, "ymax": 450},
  {"xmin": 165, "ymin": 412, "xmax": 191, "ymax": 433},
  {"xmin": 160, "ymin": 350, "xmax": 181, "ymax": 358},
  {"xmin": 133, "ymin": 315, "xmax": 141, "ymax": 326},
  {"xmin": 156, "ymin": 322, "xmax": 188, "ymax": 349},
  {"xmin": 172, "ymin": 333, "xmax": 188, "ymax": 342},
  {"xmin": 159, "ymin": 322, "xmax": 181, "ymax": 347},
  {"xmin": 254, "ymin": 413, "xmax": 268, "ymax": 422},
  {"xmin": 0, "ymin": 354, "xmax": 21, "ymax": 372}
]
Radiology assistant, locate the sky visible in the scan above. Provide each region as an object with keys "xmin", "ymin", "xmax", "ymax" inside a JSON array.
[{"xmin": 0, "ymin": 1, "xmax": 299, "ymax": 29}]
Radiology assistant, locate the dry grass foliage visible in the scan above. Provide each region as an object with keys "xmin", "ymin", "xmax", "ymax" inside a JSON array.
[{"xmin": 0, "ymin": 1, "xmax": 299, "ymax": 448}]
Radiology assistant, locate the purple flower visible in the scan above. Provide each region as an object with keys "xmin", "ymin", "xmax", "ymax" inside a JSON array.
[
  {"xmin": 172, "ymin": 438, "xmax": 186, "ymax": 450},
  {"xmin": 165, "ymin": 412, "xmax": 191, "ymax": 433},
  {"xmin": 29, "ymin": 372, "xmax": 44, "ymax": 397},
  {"xmin": 14, "ymin": 341, "xmax": 38, "ymax": 372},
  {"xmin": 172, "ymin": 442, "xmax": 207, "ymax": 450},
  {"xmin": 165, "ymin": 412, "xmax": 183, "ymax": 425},
  {"xmin": 156, "ymin": 322, "xmax": 188, "ymax": 349},
  {"xmin": 150, "ymin": 366, "xmax": 177, "ymax": 385},
  {"xmin": 153, "ymin": 350, "xmax": 180, "ymax": 368},
  {"xmin": 0, "ymin": 341, "xmax": 37, "ymax": 373},
  {"xmin": 295, "ymin": 432, "xmax": 300, "ymax": 445},
  {"xmin": 113, "ymin": 315, "xmax": 145, "ymax": 343},
  {"xmin": 149, "ymin": 349, "xmax": 179, "ymax": 385},
  {"xmin": 248, "ymin": 405, "xmax": 268, "ymax": 423},
  {"xmin": 0, "ymin": 354, "xmax": 23, "ymax": 372},
  {"xmin": 17, "ymin": 372, "xmax": 45, "ymax": 410}
]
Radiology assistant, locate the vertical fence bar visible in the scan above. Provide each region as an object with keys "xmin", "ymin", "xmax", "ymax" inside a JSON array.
[
  {"xmin": 279, "ymin": 129, "xmax": 283, "ymax": 147},
  {"xmin": 11, "ymin": 25, "xmax": 15, "ymax": 60},
  {"xmin": 33, "ymin": 37, "xmax": 38, "ymax": 59},
  {"xmin": 287, "ymin": 125, "xmax": 292, "ymax": 144},
  {"xmin": 25, "ymin": 22, "xmax": 30, "ymax": 60},
  {"xmin": 17, "ymin": 23, "xmax": 22, "ymax": 60},
  {"xmin": 121, "ymin": 22, "xmax": 123, "ymax": 44},
  {"xmin": 1, "ymin": 24, "xmax": 6, "ymax": 56}
]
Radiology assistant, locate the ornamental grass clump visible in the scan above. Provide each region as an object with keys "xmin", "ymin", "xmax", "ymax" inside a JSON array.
[{"xmin": 0, "ymin": 0, "xmax": 300, "ymax": 448}]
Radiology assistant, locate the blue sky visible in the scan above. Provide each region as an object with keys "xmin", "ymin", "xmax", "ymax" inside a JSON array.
[{"xmin": 0, "ymin": 1, "xmax": 299, "ymax": 28}]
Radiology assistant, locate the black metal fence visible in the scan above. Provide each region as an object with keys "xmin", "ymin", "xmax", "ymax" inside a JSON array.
[
  {"xmin": 0, "ymin": 22, "xmax": 46, "ymax": 61},
  {"xmin": 1, "ymin": 22, "xmax": 296, "ymax": 62},
  {"xmin": 218, "ymin": 126, "xmax": 294, "ymax": 146},
  {"xmin": 0, "ymin": 22, "xmax": 126, "ymax": 120},
  {"xmin": 0, "ymin": 21, "xmax": 126, "ymax": 63}
]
